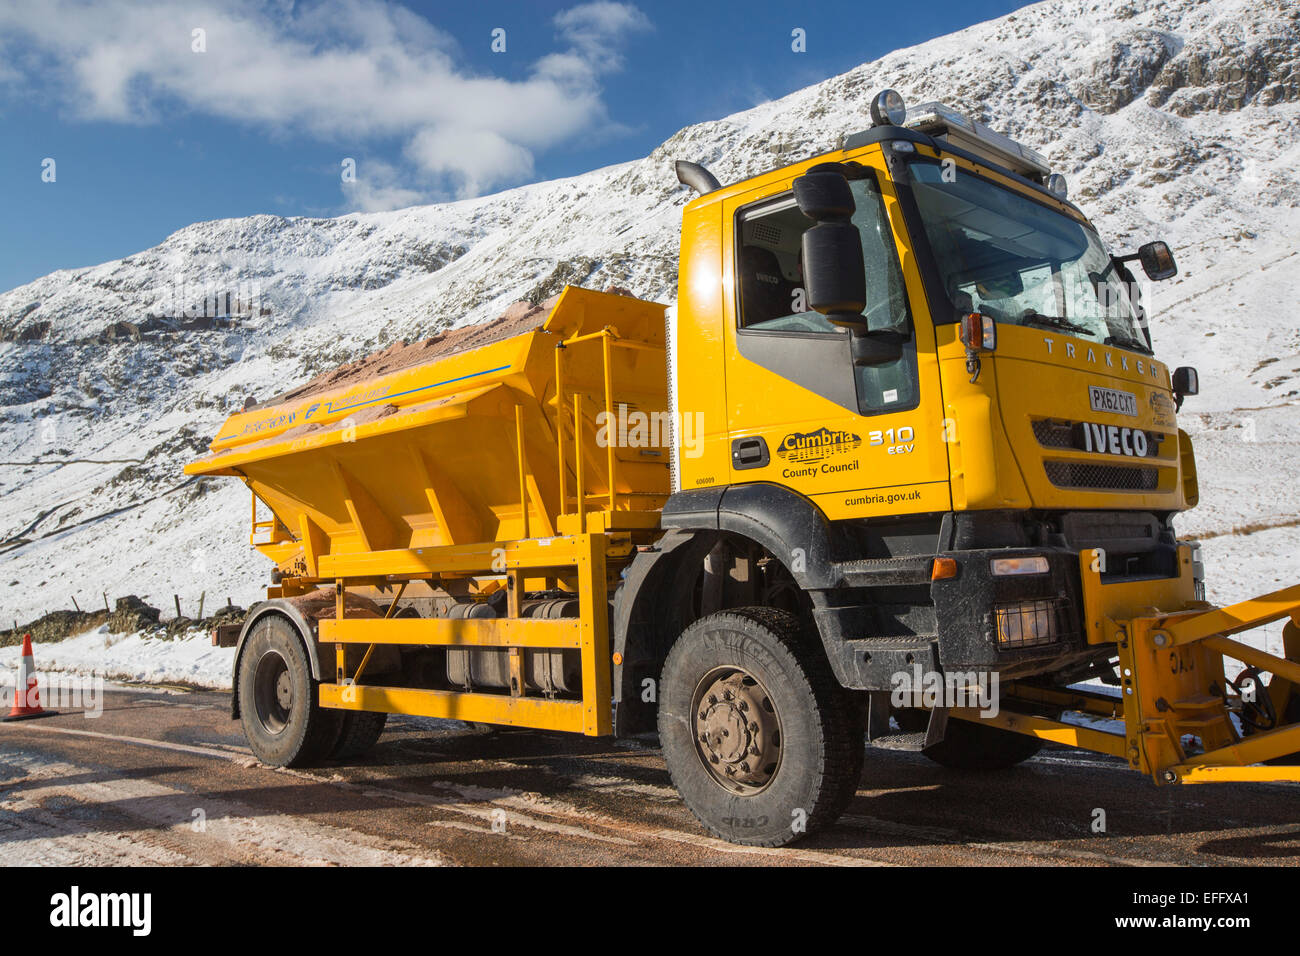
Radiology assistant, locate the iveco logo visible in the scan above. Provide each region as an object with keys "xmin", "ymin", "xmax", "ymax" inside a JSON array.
[{"xmin": 1076, "ymin": 421, "xmax": 1152, "ymax": 457}]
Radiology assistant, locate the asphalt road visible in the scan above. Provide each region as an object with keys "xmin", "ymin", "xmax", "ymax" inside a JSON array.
[{"xmin": 1, "ymin": 685, "xmax": 1298, "ymax": 866}]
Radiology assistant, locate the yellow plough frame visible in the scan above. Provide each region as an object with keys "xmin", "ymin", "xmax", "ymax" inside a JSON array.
[{"xmin": 954, "ymin": 545, "xmax": 1300, "ymax": 785}]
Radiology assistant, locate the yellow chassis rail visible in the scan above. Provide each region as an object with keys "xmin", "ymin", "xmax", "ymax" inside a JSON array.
[{"xmin": 954, "ymin": 546, "xmax": 1300, "ymax": 785}]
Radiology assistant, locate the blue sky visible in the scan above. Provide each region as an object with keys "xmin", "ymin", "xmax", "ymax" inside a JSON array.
[{"xmin": 0, "ymin": 0, "xmax": 1031, "ymax": 293}]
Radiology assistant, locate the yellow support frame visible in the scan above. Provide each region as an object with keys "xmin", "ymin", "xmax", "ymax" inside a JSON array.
[
  {"xmin": 949, "ymin": 706, "xmax": 1129, "ymax": 758},
  {"xmin": 950, "ymin": 547, "xmax": 1300, "ymax": 786},
  {"xmin": 319, "ymin": 683, "xmax": 588, "ymax": 733},
  {"xmin": 323, "ymin": 617, "xmax": 581, "ymax": 648},
  {"xmin": 551, "ymin": 323, "xmax": 667, "ymax": 532},
  {"xmin": 317, "ymin": 532, "xmax": 613, "ymax": 737}
]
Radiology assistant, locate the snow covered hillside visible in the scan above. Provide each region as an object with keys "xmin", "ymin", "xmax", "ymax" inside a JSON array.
[{"xmin": 1, "ymin": 0, "xmax": 1298, "ymax": 663}]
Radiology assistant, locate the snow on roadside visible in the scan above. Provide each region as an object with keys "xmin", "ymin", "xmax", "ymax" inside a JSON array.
[{"xmin": 0, "ymin": 625, "xmax": 234, "ymax": 689}]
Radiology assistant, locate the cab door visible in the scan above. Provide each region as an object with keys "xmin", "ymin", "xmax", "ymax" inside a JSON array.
[{"xmin": 720, "ymin": 153, "xmax": 951, "ymax": 520}]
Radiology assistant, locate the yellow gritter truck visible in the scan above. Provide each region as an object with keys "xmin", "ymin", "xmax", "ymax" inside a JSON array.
[{"xmin": 188, "ymin": 90, "xmax": 1300, "ymax": 847}]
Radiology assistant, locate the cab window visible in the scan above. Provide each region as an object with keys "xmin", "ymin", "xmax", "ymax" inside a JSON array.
[{"xmin": 736, "ymin": 173, "xmax": 918, "ymax": 413}]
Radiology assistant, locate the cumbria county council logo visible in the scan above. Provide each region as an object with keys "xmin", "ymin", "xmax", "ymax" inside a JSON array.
[{"xmin": 777, "ymin": 427, "xmax": 862, "ymax": 464}]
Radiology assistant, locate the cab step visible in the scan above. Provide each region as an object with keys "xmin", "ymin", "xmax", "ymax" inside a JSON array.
[
  {"xmin": 869, "ymin": 731, "xmax": 931, "ymax": 752},
  {"xmin": 866, "ymin": 694, "xmax": 949, "ymax": 751},
  {"xmin": 837, "ymin": 554, "xmax": 935, "ymax": 587}
]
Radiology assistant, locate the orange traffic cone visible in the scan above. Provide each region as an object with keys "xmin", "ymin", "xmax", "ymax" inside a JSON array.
[{"xmin": 4, "ymin": 633, "xmax": 57, "ymax": 721}]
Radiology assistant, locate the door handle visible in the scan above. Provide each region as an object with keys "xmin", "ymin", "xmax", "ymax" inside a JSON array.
[{"xmin": 731, "ymin": 436, "xmax": 769, "ymax": 470}]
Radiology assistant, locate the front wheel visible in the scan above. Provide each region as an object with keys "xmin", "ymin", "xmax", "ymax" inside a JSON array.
[
  {"xmin": 896, "ymin": 707, "xmax": 1044, "ymax": 770},
  {"xmin": 658, "ymin": 607, "xmax": 863, "ymax": 847}
]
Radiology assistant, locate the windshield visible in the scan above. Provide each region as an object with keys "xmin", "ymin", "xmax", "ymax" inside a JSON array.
[{"xmin": 907, "ymin": 161, "xmax": 1150, "ymax": 352}]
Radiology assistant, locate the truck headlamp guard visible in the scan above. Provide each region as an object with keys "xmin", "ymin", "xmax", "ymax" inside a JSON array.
[{"xmin": 994, "ymin": 598, "xmax": 1067, "ymax": 648}]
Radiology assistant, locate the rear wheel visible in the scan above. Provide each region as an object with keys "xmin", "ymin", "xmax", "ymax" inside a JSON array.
[
  {"xmin": 897, "ymin": 707, "xmax": 1044, "ymax": 770},
  {"xmin": 238, "ymin": 615, "xmax": 342, "ymax": 767},
  {"xmin": 658, "ymin": 607, "xmax": 863, "ymax": 847},
  {"xmin": 331, "ymin": 711, "xmax": 388, "ymax": 760}
]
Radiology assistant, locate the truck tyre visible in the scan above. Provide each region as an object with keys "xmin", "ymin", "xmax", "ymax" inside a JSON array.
[
  {"xmin": 331, "ymin": 711, "xmax": 388, "ymax": 760},
  {"xmin": 658, "ymin": 607, "xmax": 863, "ymax": 847},
  {"xmin": 896, "ymin": 708, "xmax": 1043, "ymax": 770},
  {"xmin": 237, "ymin": 615, "xmax": 343, "ymax": 767}
]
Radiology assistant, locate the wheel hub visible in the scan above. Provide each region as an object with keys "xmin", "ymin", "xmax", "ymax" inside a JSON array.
[
  {"xmin": 693, "ymin": 669, "xmax": 781, "ymax": 794},
  {"xmin": 275, "ymin": 671, "xmax": 293, "ymax": 710},
  {"xmin": 252, "ymin": 650, "xmax": 292, "ymax": 736}
]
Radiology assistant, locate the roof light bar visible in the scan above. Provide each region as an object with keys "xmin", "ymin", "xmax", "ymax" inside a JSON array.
[{"xmin": 903, "ymin": 101, "xmax": 1051, "ymax": 179}]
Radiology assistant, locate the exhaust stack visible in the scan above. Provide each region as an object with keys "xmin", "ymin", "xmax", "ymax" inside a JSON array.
[{"xmin": 675, "ymin": 161, "xmax": 720, "ymax": 195}]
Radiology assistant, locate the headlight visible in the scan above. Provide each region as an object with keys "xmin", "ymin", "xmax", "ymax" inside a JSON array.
[
  {"xmin": 990, "ymin": 555, "xmax": 1049, "ymax": 576},
  {"xmin": 1047, "ymin": 173, "xmax": 1068, "ymax": 198},
  {"xmin": 995, "ymin": 599, "xmax": 1059, "ymax": 647}
]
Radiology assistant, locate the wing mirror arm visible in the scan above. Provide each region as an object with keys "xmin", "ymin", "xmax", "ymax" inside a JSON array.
[
  {"xmin": 1118, "ymin": 240, "xmax": 1178, "ymax": 281},
  {"xmin": 1172, "ymin": 366, "xmax": 1199, "ymax": 411}
]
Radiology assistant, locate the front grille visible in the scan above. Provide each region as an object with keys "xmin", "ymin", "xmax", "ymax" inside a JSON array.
[
  {"xmin": 1031, "ymin": 419, "xmax": 1076, "ymax": 448},
  {"xmin": 1045, "ymin": 460, "xmax": 1159, "ymax": 491},
  {"xmin": 1032, "ymin": 419, "xmax": 1168, "ymax": 455}
]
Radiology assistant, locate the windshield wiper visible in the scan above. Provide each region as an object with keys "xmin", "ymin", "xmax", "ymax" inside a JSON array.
[
  {"xmin": 1104, "ymin": 331, "xmax": 1152, "ymax": 355},
  {"xmin": 1019, "ymin": 311, "xmax": 1095, "ymax": 336}
]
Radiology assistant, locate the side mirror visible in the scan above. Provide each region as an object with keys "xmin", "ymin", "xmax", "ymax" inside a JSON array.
[
  {"xmin": 1139, "ymin": 240, "xmax": 1177, "ymax": 281},
  {"xmin": 851, "ymin": 328, "xmax": 906, "ymax": 367},
  {"xmin": 794, "ymin": 164, "xmax": 866, "ymax": 329},
  {"xmin": 1172, "ymin": 366, "xmax": 1198, "ymax": 409},
  {"xmin": 792, "ymin": 163, "xmax": 856, "ymax": 219}
]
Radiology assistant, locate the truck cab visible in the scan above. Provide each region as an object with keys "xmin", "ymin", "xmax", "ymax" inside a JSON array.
[{"xmin": 663, "ymin": 91, "xmax": 1199, "ymax": 702}]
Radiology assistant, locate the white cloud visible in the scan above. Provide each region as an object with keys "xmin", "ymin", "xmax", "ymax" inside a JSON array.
[
  {"xmin": 340, "ymin": 158, "xmax": 427, "ymax": 213},
  {"xmin": 405, "ymin": 128, "xmax": 535, "ymax": 200},
  {"xmin": 0, "ymin": 0, "xmax": 651, "ymax": 201},
  {"xmin": 552, "ymin": 1, "xmax": 651, "ymax": 74}
]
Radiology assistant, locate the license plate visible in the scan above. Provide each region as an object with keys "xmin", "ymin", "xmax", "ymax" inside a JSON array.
[{"xmin": 1087, "ymin": 385, "xmax": 1137, "ymax": 417}]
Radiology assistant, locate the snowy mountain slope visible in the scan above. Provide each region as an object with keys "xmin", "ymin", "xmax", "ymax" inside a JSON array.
[{"xmin": 1, "ymin": 0, "xmax": 1298, "ymax": 635}]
